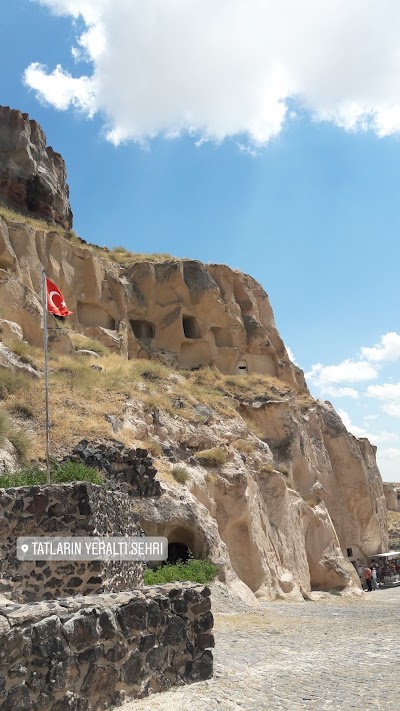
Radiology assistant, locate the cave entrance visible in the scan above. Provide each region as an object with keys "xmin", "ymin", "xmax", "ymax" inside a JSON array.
[
  {"xmin": 130, "ymin": 319, "xmax": 155, "ymax": 340},
  {"xmin": 182, "ymin": 315, "xmax": 201, "ymax": 339},
  {"xmin": 167, "ymin": 542, "xmax": 192, "ymax": 564}
]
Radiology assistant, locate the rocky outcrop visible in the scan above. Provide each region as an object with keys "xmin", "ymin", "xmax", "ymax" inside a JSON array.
[
  {"xmin": 0, "ymin": 211, "xmax": 305, "ymax": 383},
  {"xmin": 240, "ymin": 397, "xmax": 389, "ymax": 564},
  {"xmin": 0, "ymin": 110, "xmax": 389, "ymax": 602},
  {"xmin": 383, "ymin": 482, "xmax": 400, "ymax": 512},
  {"xmin": 0, "ymin": 106, "xmax": 72, "ymax": 228}
]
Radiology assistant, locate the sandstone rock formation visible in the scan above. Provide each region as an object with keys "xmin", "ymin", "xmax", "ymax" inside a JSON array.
[
  {"xmin": 383, "ymin": 482, "xmax": 400, "ymax": 512},
  {"xmin": 0, "ymin": 106, "xmax": 72, "ymax": 228},
  {"xmin": 0, "ymin": 211, "xmax": 305, "ymax": 383},
  {"xmin": 0, "ymin": 110, "xmax": 390, "ymax": 601}
]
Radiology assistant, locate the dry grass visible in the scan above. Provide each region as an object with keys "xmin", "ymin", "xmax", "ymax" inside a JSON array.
[
  {"xmin": 69, "ymin": 333, "xmax": 109, "ymax": 356},
  {"xmin": 108, "ymin": 247, "xmax": 175, "ymax": 266},
  {"xmin": 196, "ymin": 448, "xmax": 227, "ymax": 467},
  {"xmin": 232, "ymin": 439, "xmax": 255, "ymax": 454},
  {"xmin": 171, "ymin": 465, "xmax": 189, "ymax": 484},
  {"xmin": 0, "ymin": 342, "xmax": 308, "ymax": 468},
  {"xmin": 259, "ymin": 462, "xmax": 275, "ymax": 475},
  {"xmin": 0, "ymin": 205, "xmax": 65, "ymax": 234},
  {"xmin": 298, "ymin": 393, "xmax": 319, "ymax": 410}
]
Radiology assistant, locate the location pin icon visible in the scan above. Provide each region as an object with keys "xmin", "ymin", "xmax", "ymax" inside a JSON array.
[{"xmin": 21, "ymin": 544, "xmax": 29, "ymax": 553}]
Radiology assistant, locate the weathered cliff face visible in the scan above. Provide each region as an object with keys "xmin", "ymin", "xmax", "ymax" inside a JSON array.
[
  {"xmin": 383, "ymin": 482, "xmax": 400, "ymax": 512},
  {"xmin": 0, "ymin": 213, "xmax": 305, "ymax": 384},
  {"xmin": 0, "ymin": 211, "xmax": 389, "ymax": 598},
  {"xmin": 239, "ymin": 397, "xmax": 389, "ymax": 565},
  {"xmin": 0, "ymin": 105, "xmax": 389, "ymax": 601},
  {"xmin": 0, "ymin": 106, "xmax": 72, "ymax": 228}
]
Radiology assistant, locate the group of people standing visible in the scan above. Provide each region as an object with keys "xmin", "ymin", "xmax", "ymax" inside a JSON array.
[{"xmin": 359, "ymin": 561, "xmax": 379, "ymax": 591}]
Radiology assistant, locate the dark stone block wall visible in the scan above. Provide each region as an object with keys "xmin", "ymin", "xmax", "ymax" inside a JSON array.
[
  {"xmin": 63, "ymin": 440, "xmax": 162, "ymax": 497},
  {"xmin": 0, "ymin": 483, "xmax": 144, "ymax": 602},
  {"xmin": 0, "ymin": 584, "xmax": 214, "ymax": 710}
]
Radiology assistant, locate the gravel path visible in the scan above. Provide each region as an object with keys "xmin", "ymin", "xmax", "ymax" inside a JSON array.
[{"xmin": 121, "ymin": 587, "xmax": 400, "ymax": 711}]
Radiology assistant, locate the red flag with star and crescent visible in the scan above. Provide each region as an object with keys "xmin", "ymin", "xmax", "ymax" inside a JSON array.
[{"xmin": 46, "ymin": 277, "xmax": 73, "ymax": 318}]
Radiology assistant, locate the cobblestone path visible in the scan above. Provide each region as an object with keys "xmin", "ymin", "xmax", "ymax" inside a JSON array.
[{"xmin": 122, "ymin": 587, "xmax": 400, "ymax": 711}]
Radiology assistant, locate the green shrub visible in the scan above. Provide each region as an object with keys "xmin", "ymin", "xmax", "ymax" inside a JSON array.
[
  {"xmin": 0, "ymin": 460, "xmax": 104, "ymax": 488},
  {"xmin": 196, "ymin": 447, "xmax": 227, "ymax": 467},
  {"xmin": 144, "ymin": 558, "xmax": 217, "ymax": 585},
  {"xmin": 171, "ymin": 465, "xmax": 189, "ymax": 484}
]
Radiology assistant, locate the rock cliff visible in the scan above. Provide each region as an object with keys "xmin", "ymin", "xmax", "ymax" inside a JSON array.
[
  {"xmin": 0, "ymin": 212, "xmax": 305, "ymax": 384},
  {"xmin": 0, "ymin": 106, "xmax": 72, "ymax": 228},
  {"xmin": 0, "ymin": 110, "xmax": 389, "ymax": 602}
]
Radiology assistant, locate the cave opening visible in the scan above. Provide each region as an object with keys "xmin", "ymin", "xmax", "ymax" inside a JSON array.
[
  {"xmin": 182, "ymin": 315, "xmax": 201, "ymax": 339},
  {"xmin": 167, "ymin": 542, "xmax": 192, "ymax": 564},
  {"xmin": 130, "ymin": 319, "xmax": 155, "ymax": 340}
]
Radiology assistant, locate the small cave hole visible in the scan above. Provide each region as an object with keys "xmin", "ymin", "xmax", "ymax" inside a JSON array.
[
  {"xmin": 182, "ymin": 315, "xmax": 201, "ymax": 339},
  {"xmin": 237, "ymin": 360, "xmax": 248, "ymax": 374},
  {"xmin": 130, "ymin": 319, "xmax": 155, "ymax": 340}
]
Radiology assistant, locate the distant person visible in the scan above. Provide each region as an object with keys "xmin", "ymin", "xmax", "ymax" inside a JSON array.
[
  {"xmin": 371, "ymin": 565, "xmax": 379, "ymax": 590},
  {"xmin": 363, "ymin": 566, "xmax": 372, "ymax": 592}
]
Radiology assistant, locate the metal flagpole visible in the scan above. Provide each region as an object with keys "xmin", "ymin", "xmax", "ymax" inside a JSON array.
[{"xmin": 42, "ymin": 268, "xmax": 51, "ymax": 485}]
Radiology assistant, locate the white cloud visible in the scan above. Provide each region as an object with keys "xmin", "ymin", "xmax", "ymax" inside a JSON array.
[
  {"xmin": 286, "ymin": 347, "xmax": 297, "ymax": 365},
  {"xmin": 307, "ymin": 359, "xmax": 377, "ymax": 385},
  {"xmin": 337, "ymin": 410, "xmax": 398, "ymax": 446},
  {"xmin": 24, "ymin": 0, "xmax": 400, "ymax": 145},
  {"xmin": 361, "ymin": 332, "xmax": 400, "ymax": 363},
  {"xmin": 24, "ymin": 63, "xmax": 95, "ymax": 112},
  {"xmin": 377, "ymin": 448, "xmax": 400, "ymax": 482},
  {"xmin": 367, "ymin": 382, "xmax": 400, "ymax": 418}
]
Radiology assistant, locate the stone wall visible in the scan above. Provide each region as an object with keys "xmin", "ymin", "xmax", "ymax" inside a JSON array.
[
  {"xmin": 63, "ymin": 440, "xmax": 162, "ymax": 498},
  {"xmin": 0, "ymin": 584, "xmax": 214, "ymax": 710},
  {"xmin": 0, "ymin": 482, "xmax": 144, "ymax": 602}
]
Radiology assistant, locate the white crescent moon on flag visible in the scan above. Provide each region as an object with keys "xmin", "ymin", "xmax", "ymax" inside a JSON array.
[{"xmin": 49, "ymin": 290, "xmax": 62, "ymax": 309}]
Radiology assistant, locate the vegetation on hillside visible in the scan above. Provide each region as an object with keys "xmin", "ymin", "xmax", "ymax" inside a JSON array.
[
  {"xmin": 144, "ymin": 558, "xmax": 217, "ymax": 585},
  {"xmin": 0, "ymin": 460, "xmax": 104, "ymax": 489},
  {"xmin": 0, "ymin": 334, "xmax": 309, "ymax": 477}
]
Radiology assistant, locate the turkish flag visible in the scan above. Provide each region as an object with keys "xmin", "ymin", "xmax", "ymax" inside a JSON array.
[{"xmin": 46, "ymin": 277, "xmax": 73, "ymax": 318}]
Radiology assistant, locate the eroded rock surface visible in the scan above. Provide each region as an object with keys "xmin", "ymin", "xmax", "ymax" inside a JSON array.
[
  {"xmin": 0, "ymin": 211, "xmax": 304, "ymax": 382},
  {"xmin": 0, "ymin": 106, "xmax": 72, "ymax": 228}
]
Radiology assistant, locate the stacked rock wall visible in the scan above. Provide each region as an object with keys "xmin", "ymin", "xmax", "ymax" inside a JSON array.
[
  {"xmin": 63, "ymin": 440, "xmax": 162, "ymax": 497},
  {"xmin": 0, "ymin": 482, "xmax": 144, "ymax": 602},
  {"xmin": 0, "ymin": 584, "xmax": 214, "ymax": 710}
]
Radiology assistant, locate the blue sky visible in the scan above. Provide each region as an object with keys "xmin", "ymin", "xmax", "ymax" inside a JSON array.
[{"xmin": 1, "ymin": 0, "xmax": 400, "ymax": 480}]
